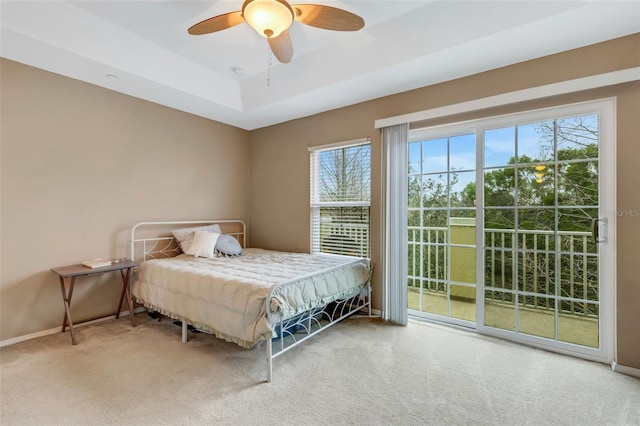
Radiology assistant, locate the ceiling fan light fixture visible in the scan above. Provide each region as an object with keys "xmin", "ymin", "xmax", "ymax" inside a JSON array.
[
  {"xmin": 188, "ymin": 1, "xmax": 364, "ymax": 64},
  {"xmin": 242, "ymin": 0, "xmax": 294, "ymax": 38}
]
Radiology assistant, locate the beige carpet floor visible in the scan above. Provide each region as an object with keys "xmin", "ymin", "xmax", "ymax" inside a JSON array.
[{"xmin": 1, "ymin": 314, "xmax": 638, "ymax": 425}]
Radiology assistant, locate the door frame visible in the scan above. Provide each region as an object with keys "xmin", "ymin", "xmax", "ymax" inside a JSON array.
[
  {"xmin": 474, "ymin": 99, "xmax": 616, "ymax": 364},
  {"xmin": 407, "ymin": 98, "xmax": 616, "ymax": 364},
  {"xmin": 407, "ymin": 123, "xmax": 478, "ymax": 329}
]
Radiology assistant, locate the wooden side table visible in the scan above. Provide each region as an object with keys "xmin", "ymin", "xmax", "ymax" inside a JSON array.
[{"xmin": 50, "ymin": 259, "xmax": 139, "ymax": 345}]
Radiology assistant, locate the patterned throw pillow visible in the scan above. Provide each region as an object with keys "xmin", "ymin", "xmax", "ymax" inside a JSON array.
[{"xmin": 215, "ymin": 234, "xmax": 243, "ymax": 257}]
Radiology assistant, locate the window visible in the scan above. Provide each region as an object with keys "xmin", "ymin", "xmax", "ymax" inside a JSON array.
[{"xmin": 310, "ymin": 139, "xmax": 371, "ymax": 258}]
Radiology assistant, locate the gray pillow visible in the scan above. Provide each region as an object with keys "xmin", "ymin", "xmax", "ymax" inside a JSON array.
[{"xmin": 215, "ymin": 234, "xmax": 242, "ymax": 257}]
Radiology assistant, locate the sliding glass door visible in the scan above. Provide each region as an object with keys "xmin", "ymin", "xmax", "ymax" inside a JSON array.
[
  {"xmin": 407, "ymin": 100, "xmax": 615, "ymax": 362},
  {"xmin": 407, "ymin": 131, "xmax": 477, "ymax": 326}
]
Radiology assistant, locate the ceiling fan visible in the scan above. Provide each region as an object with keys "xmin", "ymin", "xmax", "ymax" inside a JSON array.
[{"xmin": 188, "ymin": 0, "xmax": 365, "ymax": 64}]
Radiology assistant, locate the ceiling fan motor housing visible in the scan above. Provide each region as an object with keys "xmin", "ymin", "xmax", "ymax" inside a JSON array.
[{"xmin": 242, "ymin": 0, "xmax": 294, "ymax": 38}]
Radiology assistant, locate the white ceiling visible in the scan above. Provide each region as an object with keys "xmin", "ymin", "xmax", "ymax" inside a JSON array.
[{"xmin": 2, "ymin": 1, "xmax": 639, "ymax": 130}]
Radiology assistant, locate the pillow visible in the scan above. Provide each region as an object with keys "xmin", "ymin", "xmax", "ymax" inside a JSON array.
[
  {"xmin": 171, "ymin": 224, "xmax": 222, "ymax": 253},
  {"xmin": 215, "ymin": 234, "xmax": 243, "ymax": 257},
  {"xmin": 185, "ymin": 231, "xmax": 220, "ymax": 258}
]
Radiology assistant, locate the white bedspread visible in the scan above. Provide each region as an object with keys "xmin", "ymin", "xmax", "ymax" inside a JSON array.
[{"xmin": 132, "ymin": 249, "xmax": 370, "ymax": 348}]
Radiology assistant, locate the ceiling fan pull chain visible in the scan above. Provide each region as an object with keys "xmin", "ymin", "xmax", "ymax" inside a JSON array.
[{"xmin": 267, "ymin": 44, "xmax": 273, "ymax": 87}]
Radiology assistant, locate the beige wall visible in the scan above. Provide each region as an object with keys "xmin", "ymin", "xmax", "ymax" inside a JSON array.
[
  {"xmin": 1, "ymin": 34, "xmax": 638, "ymax": 369},
  {"xmin": 0, "ymin": 59, "xmax": 250, "ymax": 340},
  {"xmin": 249, "ymin": 34, "xmax": 640, "ymax": 368}
]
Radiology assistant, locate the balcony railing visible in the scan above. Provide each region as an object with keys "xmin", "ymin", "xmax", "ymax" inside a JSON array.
[
  {"xmin": 408, "ymin": 226, "xmax": 598, "ymax": 318},
  {"xmin": 319, "ymin": 220, "xmax": 598, "ymax": 318},
  {"xmin": 319, "ymin": 222, "xmax": 370, "ymax": 258}
]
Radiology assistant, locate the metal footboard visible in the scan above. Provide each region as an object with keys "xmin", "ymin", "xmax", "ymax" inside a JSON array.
[{"xmin": 265, "ymin": 264, "xmax": 372, "ymax": 383}]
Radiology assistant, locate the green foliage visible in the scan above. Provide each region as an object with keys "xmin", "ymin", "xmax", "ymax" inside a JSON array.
[
  {"xmin": 480, "ymin": 148, "xmax": 598, "ymax": 232},
  {"xmin": 408, "ymin": 116, "xmax": 600, "ymax": 310}
]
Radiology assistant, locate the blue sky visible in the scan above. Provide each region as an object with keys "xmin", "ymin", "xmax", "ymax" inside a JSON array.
[
  {"xmin": 409, "ymin": 121, "xmax": 563, "ymax": 174},
  {"xmin": 408, "ymin": 123, "xmax": 549, "ymax": 193}
]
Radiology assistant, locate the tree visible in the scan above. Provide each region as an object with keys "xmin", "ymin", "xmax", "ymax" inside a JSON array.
[
  {"xmin": 477, "ymin": 116, "xmax": 599, "ymax": 307},
  {"xmin": 318, "ymin": 145, "xmax": 370, "ymax": 202},
  {"xmin": 315, "ymin": 144, "xmax": 371, "ymax": 257},
  {"xmin": 408, "ymin": 115, "xmax": 599, "ymax": 306},
  {"xmin": 408, "ymin": 166, "xmax": 462, "ymax": 289},
  {"xmin": 479, "ymin": 119, "xmax": 598, "ymax": 233}
]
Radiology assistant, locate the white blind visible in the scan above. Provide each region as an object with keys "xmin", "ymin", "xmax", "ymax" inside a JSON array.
[{"xmin": 310, "ymin": 141, "xmax": 371, "ymax": 258}]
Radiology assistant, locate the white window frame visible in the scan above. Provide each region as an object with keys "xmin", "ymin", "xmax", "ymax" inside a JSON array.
[{"xmin": 310, "ymin": 138, "xmax": 371, "ymax": 257}]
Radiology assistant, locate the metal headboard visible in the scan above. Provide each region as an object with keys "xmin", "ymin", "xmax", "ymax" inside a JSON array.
[{"xmin": 130, "ymin": 220, "xmax": 246, "ymax": 262}]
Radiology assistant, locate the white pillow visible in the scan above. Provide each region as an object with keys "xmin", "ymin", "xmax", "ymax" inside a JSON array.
[
  {"xmin": 185, "ymin": 231, "xmax": 220, "ymax": 258},
  {"xmin": 171, "ymin": 224, "xmax": 222, "ymax": 252}
]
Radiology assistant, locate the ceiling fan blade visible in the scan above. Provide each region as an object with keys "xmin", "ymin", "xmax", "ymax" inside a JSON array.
[
  {"xmin": 293, "ymin": 4, "xmax": 364, "ymax": 31},
  {"xmin": 268, "ymin": 30, "xmax": 294, "ymax": 64},
  {"xmin": 188, "ymin": 11, "xmax": 244, "ymax": 35}
]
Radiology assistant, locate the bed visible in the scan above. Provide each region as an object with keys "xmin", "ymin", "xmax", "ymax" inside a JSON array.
[{"xmin": 130, "ymin": 220, "xmax": 372, "ymax": 382}]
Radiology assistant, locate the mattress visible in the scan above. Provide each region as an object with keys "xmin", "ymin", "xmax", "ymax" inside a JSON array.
[{"xmin": 132, "ymin": 248, "xmax": 371, "ymax": 348}]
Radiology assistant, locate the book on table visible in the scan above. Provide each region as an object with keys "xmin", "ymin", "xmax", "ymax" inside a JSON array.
[{"xmin": 82, "ymin": 258, "xmax": 112, "ymax": 269}]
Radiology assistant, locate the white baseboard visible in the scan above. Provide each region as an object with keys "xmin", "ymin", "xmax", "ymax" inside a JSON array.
[
  {"xmin": 356, "ymin": 307, "xmax": 380, "ymax": 318},
  {"xmin": 0, "ymin": 307, "xmax": 146, "ymax": 348},
  {"xmin": 611, "ymin": 361, "xmax": 640, "ymax": 378}
]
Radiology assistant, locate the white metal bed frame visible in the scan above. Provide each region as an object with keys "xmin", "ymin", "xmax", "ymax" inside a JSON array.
[{"xmin": 130, "ymin": 220, "xmax": 371, "ymax": 383}]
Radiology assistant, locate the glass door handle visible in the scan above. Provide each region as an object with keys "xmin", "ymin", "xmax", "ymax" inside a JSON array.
[{"xmin": 592, "ymin": 218, "xmax": 607, "ymax": 243}]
